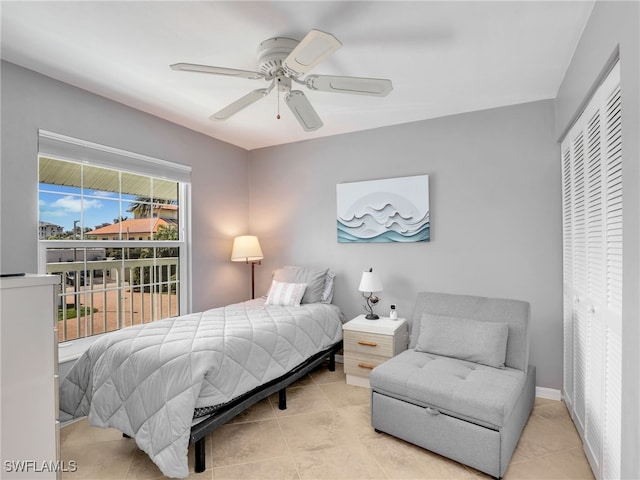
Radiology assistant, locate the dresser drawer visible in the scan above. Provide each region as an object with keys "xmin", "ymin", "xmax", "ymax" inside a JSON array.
[
  {"xmin": 344, "ymin": 352, "xmax": 387, "ymax": 378},
  {"xmin": 344, "ymin": 330, "xmax": 394, "ymax": 357}
]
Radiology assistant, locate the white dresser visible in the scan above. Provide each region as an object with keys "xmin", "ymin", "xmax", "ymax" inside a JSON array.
[{"xmin": 1, "ymin": 274, "xmax": 61, "ymax": 478}]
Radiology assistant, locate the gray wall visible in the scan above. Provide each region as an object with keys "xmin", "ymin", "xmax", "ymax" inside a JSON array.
[
  {"xmin": 248, "ymin": 99, "xmax": 562, "ymax": 389},
  {"xmin": 0, "ymin": 61, "xmax": 250, "ymax": 312},
  {"xmin": 555, "ymin": 2, "xmax": 640, "ymax": 478}
]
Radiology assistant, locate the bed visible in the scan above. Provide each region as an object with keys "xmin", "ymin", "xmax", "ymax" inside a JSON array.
[{"xmin": 59, "ymin": 267, "xmax": 343, "ymax": 478}]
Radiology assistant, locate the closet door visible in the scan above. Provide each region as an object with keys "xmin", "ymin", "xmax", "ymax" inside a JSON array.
[
  {"xmin": 561, "ymin": 147, "xmax": 574, "ymax": 410},
  {"xmin": 561, "ymin": 61, "xmax": 621, "ymax": 480},
  {"xmin": 584, "ymin": 106, "xmax": 604, "ymax": 469},
  {"xmin": 572, "ymin": 130, "xmax": 587, "ymax": 436},
  {"xmin": 602, "ymin": 82, "xmax": 622, "ymax": 480}
]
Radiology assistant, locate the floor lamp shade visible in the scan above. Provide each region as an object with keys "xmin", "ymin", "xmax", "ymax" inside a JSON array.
[
  {"xmin": 231, "ymin": 235, "xmax": 263, "ymax": 262},
  {"xmin": 231, "ymin": 235, "xmax": 263, "ymax": 300}
]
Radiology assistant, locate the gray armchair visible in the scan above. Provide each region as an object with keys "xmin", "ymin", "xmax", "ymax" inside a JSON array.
[{"xmin": 370, "ymin": 292, "xmax": 536, "ymax": 479}]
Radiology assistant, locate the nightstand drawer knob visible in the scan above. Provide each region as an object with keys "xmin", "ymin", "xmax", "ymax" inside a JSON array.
[
  {"xmin": 358, "ymin": 363, "xmax": 376, "ymax": 370},
  {"xmin": 357, "ymin": 340, "xmax": 378, "ymax": 347}
]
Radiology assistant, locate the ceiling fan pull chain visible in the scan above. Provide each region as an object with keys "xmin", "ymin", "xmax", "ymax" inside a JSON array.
[{"xmin": 277, "ymin": 88, "xmax": 281, "ymax": 120}]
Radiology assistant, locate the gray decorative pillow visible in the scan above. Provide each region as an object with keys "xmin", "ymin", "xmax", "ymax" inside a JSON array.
[
  {"xmin": 415, "ymin": 313, "xmax": 509, "ymax": 369},
  {"xmin": 272, "ymin": 266, "xmax": 329, "ymax": 304}
]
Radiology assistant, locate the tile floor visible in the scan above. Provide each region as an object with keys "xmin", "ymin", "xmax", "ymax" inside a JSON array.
[{"xmin": 60, "ymin": 363, "xmax": 594, "ymax": 479}]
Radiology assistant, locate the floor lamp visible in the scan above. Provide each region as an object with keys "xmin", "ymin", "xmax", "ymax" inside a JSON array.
[{"xmin": 231, "ymin": 235, "xmax": 264, "ymax": 299}]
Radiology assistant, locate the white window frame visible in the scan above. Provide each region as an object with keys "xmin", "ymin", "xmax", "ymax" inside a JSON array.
[{"xmin": 37, "ymin": 131, "xmax": 192, "ymax": 358}]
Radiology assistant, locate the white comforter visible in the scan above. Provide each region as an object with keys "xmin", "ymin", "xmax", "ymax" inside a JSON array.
[{"xmin": 59, "ymin": 299, "xmax": 343, "ymax": 478}]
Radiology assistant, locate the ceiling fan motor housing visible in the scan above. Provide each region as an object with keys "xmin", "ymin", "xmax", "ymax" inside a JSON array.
[
  {"xmin": 257, "ymin": 37, "xmax": 298, "ymax": 79},
  {"xmin": 275, "ymin": 73, "xmax": 292, "ymax": 92}
]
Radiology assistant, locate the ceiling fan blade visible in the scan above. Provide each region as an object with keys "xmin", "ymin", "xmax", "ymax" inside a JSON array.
[
  {"xmin": 171, "ymin": 63, "xmax": 264, "ymax": 80},
  {"xmin": 285, "ymin": 90, "xmax": 323, "ymax": 131},
  {"xmin": 283, "ymin": 29, "xmax": 342, "ymax": 77},
  {"xmin": 305, "ymin": 75, "xmax": 393, "ymax": 97},
  {"xmin": 211, "ymin": 88, "xmax": 269, "ymax": 120}
]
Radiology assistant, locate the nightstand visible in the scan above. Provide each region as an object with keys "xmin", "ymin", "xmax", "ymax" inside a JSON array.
[{"xmin": 343, "ymin": 314, "xmax": 408, "ymax": 388}]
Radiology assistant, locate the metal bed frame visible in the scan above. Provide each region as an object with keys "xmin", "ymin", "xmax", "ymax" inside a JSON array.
[{"xmin": 188, "ymin": 340, "xmax": 343, "ymax": 473}]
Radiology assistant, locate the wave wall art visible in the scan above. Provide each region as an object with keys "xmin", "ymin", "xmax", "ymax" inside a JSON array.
[{"xmin": 336, "ymin": 175, "xmax": 430, "ymax": 243}]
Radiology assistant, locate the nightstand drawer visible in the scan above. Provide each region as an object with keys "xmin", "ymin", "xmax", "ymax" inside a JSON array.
[
  {"xmin": 343, "ymin": 352, "xmax": 387, "ymax": 378},
  {"xmin": 344, "ymin": 330, "xmax": 394, "ymax": 357}
]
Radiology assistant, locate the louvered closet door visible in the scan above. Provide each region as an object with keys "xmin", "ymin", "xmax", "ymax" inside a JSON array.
[
  {"xmin": 561, "ymin": 61, "xmax": 621, "ymax": 480},
  {"xmin": 584, "ymin": 106, "xmax": 604, "ymax": 468},
  {"xmin": 602, "ymin": 82, "xmax": 622, "ymax": 480},
  {"xmin": 562, "ymin": 147, "xmax": 574, "ymax": 408},
  {"xmin": 572, "ymin": 131, "xmax": 588, "ymax": 436}
]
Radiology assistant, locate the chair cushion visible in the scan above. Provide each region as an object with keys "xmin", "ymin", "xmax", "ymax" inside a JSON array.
[
  {"xmin": 370, "ymin": 350, "xmax": 526, "ymax": 430},
  {"xmin": 415, "ymin": 313, "xmax": 509, "ymax": 369}
]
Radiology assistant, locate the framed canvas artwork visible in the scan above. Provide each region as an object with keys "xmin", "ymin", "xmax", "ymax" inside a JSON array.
[{"xmin": 337, "ymin": 174, "xmax": 430, "ymax": 243}]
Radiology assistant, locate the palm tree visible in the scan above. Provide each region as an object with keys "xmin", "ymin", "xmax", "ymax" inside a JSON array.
[{"xmin": 127, "ymin": 197, "xmax": 175, "ymax": 219}]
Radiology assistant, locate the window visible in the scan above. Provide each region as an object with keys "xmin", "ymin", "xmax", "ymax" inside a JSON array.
[{"xmin": 37, "ymin": 131, "xmax": 191, "ymax": 344}]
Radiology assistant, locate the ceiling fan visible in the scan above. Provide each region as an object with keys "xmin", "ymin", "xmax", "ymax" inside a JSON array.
[{"xmin": 170, "ymin": 29, "xmax": 393, "ymax": 132}]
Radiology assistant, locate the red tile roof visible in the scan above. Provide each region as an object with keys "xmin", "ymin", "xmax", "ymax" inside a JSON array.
[{"xmin": 87, "ymin": 218, "xmax": 170, "ymax": 235}]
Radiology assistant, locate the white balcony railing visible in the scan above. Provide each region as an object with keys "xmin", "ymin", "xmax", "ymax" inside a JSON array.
[{"xmin": 47, "ymin": 257, "xmax": 179, "ymax": 343}]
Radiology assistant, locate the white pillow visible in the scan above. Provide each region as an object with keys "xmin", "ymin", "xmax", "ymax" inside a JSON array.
[{"xmin": 265, "ymin": 280, "xmax": 307, "ymax": 306}]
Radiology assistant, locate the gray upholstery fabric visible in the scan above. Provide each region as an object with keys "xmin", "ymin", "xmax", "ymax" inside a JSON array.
[
  {"xmin": 415, "ymin": 313, "xmax": 509, "ymax": 368},
  {"xmin": 371, "ymin": 291, "xmax": 535, "ymax": 479},
  {"xmin": 370, "ymin": 350, "xmax": 525, "ymax": 429},
  {"xmin": 372, "ymin": 391, "xmax": 501, "ymax": 476},
  {"xmin": 409, "ymin": 292, "xmax": 530, "ymax": 372},
  {"xmin": 371, "ymin": 365, "xmax": 536, "ymax": 479}
]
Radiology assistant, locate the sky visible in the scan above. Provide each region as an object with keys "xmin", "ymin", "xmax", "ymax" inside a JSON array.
[{"xmin": 39, "ymin": 183, "xmax": 138, "ymax": 232}]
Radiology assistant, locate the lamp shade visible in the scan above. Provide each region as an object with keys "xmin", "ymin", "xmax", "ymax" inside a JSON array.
[
  {"xmin": 231, "ymin": 235, "xmax": 263, "ymax": 262},
  {"xmin": 358, "ymin": 269, "xmax": 383, "ymax": 293}
]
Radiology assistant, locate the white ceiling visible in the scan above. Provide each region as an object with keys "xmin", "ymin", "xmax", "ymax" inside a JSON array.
[{"xmin": 1, "ymin": 1, "xmax": 594, "ymax": 151}]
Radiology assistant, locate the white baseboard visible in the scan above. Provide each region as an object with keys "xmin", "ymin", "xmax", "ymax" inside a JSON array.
[{"xmin": 536, "ymin": 386, "xmax": 562, "ymax": 401}]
